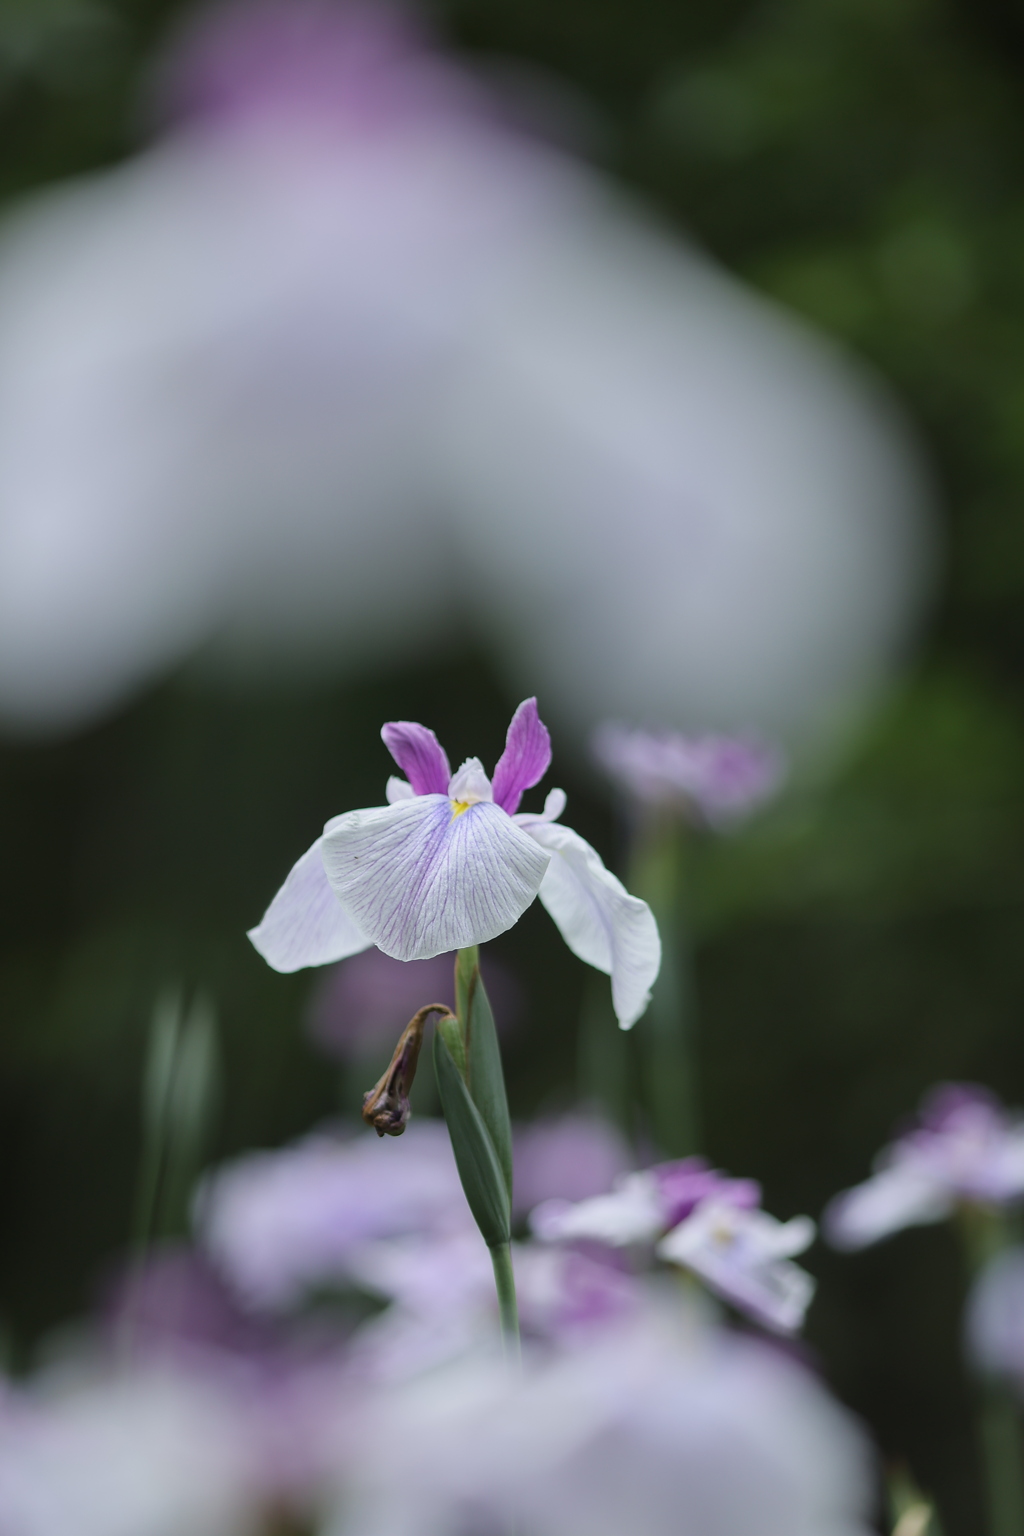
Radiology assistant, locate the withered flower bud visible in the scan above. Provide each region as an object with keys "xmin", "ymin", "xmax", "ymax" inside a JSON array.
[{"xmin": 362, "ymin": 1004, "xmax": 456, "ymax": 1137}]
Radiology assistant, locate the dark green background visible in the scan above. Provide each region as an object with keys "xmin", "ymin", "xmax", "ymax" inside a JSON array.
[{"xmin": 3, "ymin": 0, "xmax": 1024, "ymax": 1529}]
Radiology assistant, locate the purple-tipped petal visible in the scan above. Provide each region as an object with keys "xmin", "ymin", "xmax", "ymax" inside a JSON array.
[
  {"xmin": 321, "ymin": 795, "xmax": 550, "ymax": 961},
  {"xmin": 492, "ymin": 697, "xmax": 552, "ymax": 815},
  {"xmin": 381, "ymin": 721, "xmax": 451, "ymax": 797},
  {"xmin": 248, "ymin": 837, "xmax": 372, "ymax": 972}
]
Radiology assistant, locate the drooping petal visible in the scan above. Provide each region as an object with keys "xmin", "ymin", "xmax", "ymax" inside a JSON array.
[
  {"xmin": 514, "ymin": 786, "xmax": 566, "ymax": 826},
  {"xmin": 321, "ymin": 796, "xmax": 550, "ymax": 961},
  {"xmin": 658, "ymin": 1202, "xmax": 817, "ymax": 1334},
  {"xmin": 525, "ymin": 821, "xmax": 660, "ymax": 1029},
  {"xmin": 822, "ymin": 1165, "xmax": 952, "ymax": 1251},
  {"xmin": 491, "ymin": 697, "xmax": 552, "ymax": 815},
  {"xmin": 380, "ymin": 721, "xmax": 451, "ymax": 796},
  {"xmin": 386, "ymin": 776, "xmax": 415, "ymax": 803},
  {"xmin": 448, "ymin": 757, "xmax": 493, "ymax": 802},
  {"xmin": 248, "ymin": 837, "xmax": 372, "ymax": 972}
]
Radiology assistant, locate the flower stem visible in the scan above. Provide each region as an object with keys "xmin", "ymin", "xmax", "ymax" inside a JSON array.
[
  {"xmin": 958, "ymin": 1208, "xmax": 1024, "ymax": 1536},
  {"xmin": 490, "ymin": 1241, "xmax": 521, "ymax": 1361},
  {"xmin": 629, "ymin": 814, "xmax": 700, "ymax": 1156},
  {"xmin": 979, "ymin": 1384, "xmax": 1024, "ymax": 1536}
]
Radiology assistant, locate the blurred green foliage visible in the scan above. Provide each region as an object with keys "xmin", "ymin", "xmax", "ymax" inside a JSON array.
[{"xmin": 4, "ymin": 0, "xmax": 1024, "ymax": 1529}]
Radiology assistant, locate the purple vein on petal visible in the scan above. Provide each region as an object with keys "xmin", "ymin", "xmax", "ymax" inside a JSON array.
[
  {"xmin": 492, "ymin": 697, "xmax": 552, "ymax": 815},
  {"xmin": 381, "ymin": 720, "xmax": 451, "ymax": 796}
]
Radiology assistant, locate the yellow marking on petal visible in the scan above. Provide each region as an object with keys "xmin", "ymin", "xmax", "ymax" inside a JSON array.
[{"xmin": 450, "ymin": 800, "xmax": 472, "ymax": 819}]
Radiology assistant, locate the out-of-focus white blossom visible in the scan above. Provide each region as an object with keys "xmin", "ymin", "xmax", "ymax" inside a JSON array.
[
  {"xmin": 966, "ymin": 1246, "xmax": 1024, "ymax": 1388},
  {"xmin": 825, "ymin": 1084, "xmax": 1024, "ymax": 1251},
  {"xmin": 0, "ymin": 1361, "xmax": 261, "ymax": 1536},
  {"xmin": 329, "ymin": 1300, "xmax": 874, "ymax": 1536},
  {"xmin": 533, "ymin": 1157, "xmax": 816, "ymax": 1332},
  {"xmin": 0, "ymin": 0, "xmax": 932, "ymax": 745},
  {"xmin": 657, "ymin": 1199, "xmax": 816, "ymax": 1335},
  {"xmin": 197, "ymin": 1119, "xmax": 471, "ymax": 1309}
]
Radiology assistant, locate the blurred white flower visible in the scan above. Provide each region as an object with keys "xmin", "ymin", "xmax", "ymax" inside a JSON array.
[
  {"xmin": 966, "ymin": 1246, "xmax": 1024, "ymax": 1387},
  {"xmin": 0, "ymin": 0, "xmax": 932, "ymax": 745},
  {"xmin": 197, "ymin": 1118, "xmax": 471, "ymax": 1309},
  {"xmin": 657, "ymin": 1200, "xmax": 816, "ymax": 1335},
  {"xmin": 0, "ymin": 1361, "xmax": 260, "ymax": 1536},
  {"xmin": 330, "ymin": 1301, "xmax": 874, "ymax": 1536},
  {"xmin": 824, "ymin": 1084, "xmax": 1024, "ymax": 1251}
]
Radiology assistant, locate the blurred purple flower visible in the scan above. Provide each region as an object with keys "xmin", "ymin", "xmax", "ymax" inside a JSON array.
[
  {"xmin": 307, "ymin": 947, "xmax": 523, "ymax": 1061},
  {"xmin": 532, "ymin": 1157, "xmax": 814, "ymax": 1332},
  {"xmin": 530, "ymin": 1157, "xmax": 757, "ymax": 1247},
  {"xmin": 103, "ymin": 1245, "xmax": 278, "ymax": 1360},
  {"xmin": 197, "ymin": 1119, "xmax": 472, "ymax": 1310},
  {"xmin": 307, "ymin": 950, "xmax": 456, "ymax": 1058},
  {"xmin": 824, "ymin": 1084, "xmax": 1024, "ymax": 1251},
  {"xmin": 966, "ymin": 1247, "xmax": 1024, "ymax": 1386},
  {"xmin": 155, "ymin": 0, "xmax": 486, "ymax": 134},
  {"xmin": 592, "ymin": 722, "xmax": 785, "ymax": 826},
  {"xmin": 512, "ymin": 1112, "xmax": 632, "ymax": 1217},
  {"xmin": 249, "ymin": 699, "xmax": 660, "ymax": 1030},
  {"xmin": 657, "ymin": 1200, "xmax": 816, "ymax": 1335}
]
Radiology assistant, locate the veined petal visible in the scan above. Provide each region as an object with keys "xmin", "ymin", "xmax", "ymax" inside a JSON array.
[
  {"xmin": 526, "ymin": 821, "xmax": 660, "ymax": 1029},
  {"xmin": 248, "ymin": 837, "xmax": 372, "ymax": 973},
  {"xmin": 321, "ymin": 796, "xmax": 550, "ymax": 962},
  {"xmin": 492, "ymin": 697, "xmax": 552, "ymax": 814},
  {"xmin": 386, "ymin": 776, "xmax": 415, "ymax": 803},
  {"xmin": 380, "ymin": 721, "xmax": 451, "ymax": 796}
]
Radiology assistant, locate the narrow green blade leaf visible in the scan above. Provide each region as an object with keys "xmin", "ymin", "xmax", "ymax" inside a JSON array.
[
  {"xmin": 433, "ymin": 1028, "xmax": 510, "ymax": 1248},
  {"xmin": 465, "ymin": 964, "xmax": 514, "ymax": 1205}
]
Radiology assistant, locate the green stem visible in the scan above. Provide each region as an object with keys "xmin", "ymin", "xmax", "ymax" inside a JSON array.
[
  {"xmin": 958, "ymin": 1208, "xmax": 1024, "ymax": 1536},
  {"xmin": 489, "ymin": 1241, "xmax": 521, "ymax": 1360},
  {"xmin": 980, "ymin": 1384, "xmax": 1024, "ymax": 1536},
  {"xmin": 629, "ymin": 813, "xmax": 700, "ymax": 1157}
]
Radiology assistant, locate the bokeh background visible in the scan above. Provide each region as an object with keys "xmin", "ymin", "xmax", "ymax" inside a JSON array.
[{"xmin": 2, "ymin": 0, "xmax": 1024, "ymax": 1530}]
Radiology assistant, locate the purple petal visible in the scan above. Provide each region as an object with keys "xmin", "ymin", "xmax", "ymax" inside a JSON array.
[
  {"xmin": 492, "ymin": 697, "xmax": 552, "ymax": 815},
  {"xmin": 321, "ymin": 795, "xmax": 550, "ymax": 960},
  {"xmin": 381, "ymin": 721, "xmax": 451, "ymax": 796},
  {"xmin": 248, "ymin": 836, "xmax": 372, "ymax": 972}
]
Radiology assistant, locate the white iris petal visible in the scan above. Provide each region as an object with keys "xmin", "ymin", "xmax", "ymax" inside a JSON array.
[
  {"xmin": 524, "ymin": 821, "xmax": 660, "ymax": 1030},
  {"xmin": 321, "ymin": 795, "xmax": 550, "ymax": 961},
  {"xmin": 247, "ymin": 836, "xmax": 372, "ymax": 972}
]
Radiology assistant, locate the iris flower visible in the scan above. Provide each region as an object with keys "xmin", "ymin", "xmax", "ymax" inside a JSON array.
[
  {"xmin": 824, "ymin": 1084, "xmax": 1024, "ymax": 1250},
  {"xmin": 532, "ymin": 1155, "xmax": 816, "ymax": 1334},
  {"xmin": 249, "ymin": 698, "xmax": 660, "ymax": 1028}
]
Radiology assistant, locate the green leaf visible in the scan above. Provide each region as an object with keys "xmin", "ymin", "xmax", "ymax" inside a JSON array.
[
  {"xmin": 464, "ymin": 963, "xmax": 514, "ymax": 1204},
  {"xmin": 435, "ymin": 1010, "xmax": 466, "ymax": 1078},
  {"xmin": 433, "ymin": 1028, "xmax": 510, "ymax": 1248}
]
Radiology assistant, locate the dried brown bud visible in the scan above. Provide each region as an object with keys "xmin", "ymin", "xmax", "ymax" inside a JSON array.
[{"xmin": 361, "ymin": 1004, "xmax": 456, "ymax": 1137}]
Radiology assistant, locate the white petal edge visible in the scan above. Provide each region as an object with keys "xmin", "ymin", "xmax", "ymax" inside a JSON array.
[
  {"xmin": 514, "ymin": 786, "xmax": 567, "ymax": 826},
  {"xmin": 248, "ymin": 836, "xmax": 372, "ymax": 973},
  {"xmin": 386, "ymin": 777, "xmax": 415, "ymax": 804},
  {"xmin": 524, "ymin": 821, "xmax": 660, "ymax": 1029},
  {"xmin": 321, "ymin": 796, "xmax": 550, "ymax": 961}
]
